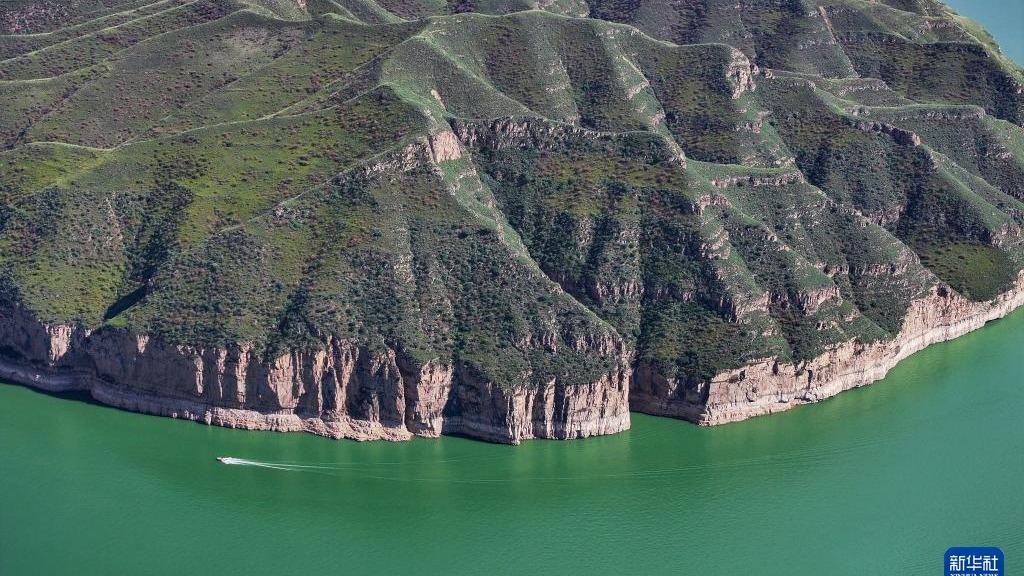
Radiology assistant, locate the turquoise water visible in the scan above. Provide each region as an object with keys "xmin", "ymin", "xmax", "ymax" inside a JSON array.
[
  {"xmin": 2, "ymin": 308, "xmax": 1023, "ymax": 575},
  {"xmin": 945, "ymin": 0, "xmax": 1024, "ymax": 64}
]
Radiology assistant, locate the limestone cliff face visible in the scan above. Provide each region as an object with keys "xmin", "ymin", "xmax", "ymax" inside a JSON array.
[
  {"xmin": 0, "ymin": 311, "xmax": 631, "ymax": 444},
  {"xmin": 1, "ymin": 273, "xmax": 1022, "ymax": 441},
  {"xmin": 633, "ymin": 272, "xmax": 1024, "ymax": 425}
]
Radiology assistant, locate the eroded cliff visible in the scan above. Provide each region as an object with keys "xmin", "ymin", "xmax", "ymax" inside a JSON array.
[
  {"xmin": 2, "ymin": 0, "xmax": 1024, "ymax": 442},
  {"xmin": 633, "ymin": 273, "xmax": 1024, "ymax": 424},
  {"xmin": 0, "ymin": 308, "xmax": 631, "ymax": 444}
]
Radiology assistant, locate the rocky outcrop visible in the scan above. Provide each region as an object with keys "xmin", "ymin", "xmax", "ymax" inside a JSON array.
[
  {"xmin": 726, "ymin": 48, "xmax": 758, "ymax": 99},
  {"xmin": 439, "ymin": 363, "xmax": 631, "ymax": 442},
  {"xmin": 709, "ymin": 170, "xmax": 805, "ymax": 189},
  {"xmin": 3, "ymin": 272, "xmax": 1022, "ymax": 441},
  {"xmin": 851, "ymin": 120, "xmax": 922, "ymax": 146},
  {"xmin": 427, "ymin": 130, "xmax": 463, "ymax": 163},
  {"xmin": 633, "ymin": 272, "xmax": 1024, "ymax": 424},
  {"xmin": 0, "ymin": 310, "xmax": 631, "ymax": 445},
  {"xmin": 453, "ymin": 117, "xmax": 607, "ymax": 151}
]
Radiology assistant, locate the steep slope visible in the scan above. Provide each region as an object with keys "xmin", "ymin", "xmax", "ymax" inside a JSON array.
[{"xmin": 1, "ymin": 0, "xmax": 1022, "ymax": 442}]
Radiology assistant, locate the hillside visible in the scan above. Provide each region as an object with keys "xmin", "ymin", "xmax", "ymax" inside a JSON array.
[{"xmin": 1, "ymin": 0, "xmax": 1023, "ymax": 442}]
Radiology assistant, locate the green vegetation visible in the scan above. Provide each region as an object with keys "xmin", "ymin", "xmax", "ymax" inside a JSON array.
[
  {"xmin": 917, "ymin": 241, "xmax": 1014, "ymax": 300},
  {"xmin": 1, "ymin": 0, "xmax": 1022, "ymax": 396}
]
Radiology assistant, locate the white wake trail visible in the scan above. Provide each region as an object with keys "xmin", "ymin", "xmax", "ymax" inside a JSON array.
[{"xmin": 217, "ymin": 457, "xmax": 297, "ymax": 471}]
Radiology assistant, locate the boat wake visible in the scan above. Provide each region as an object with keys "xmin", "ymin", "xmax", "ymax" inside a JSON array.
[
  {"xmin": 216, "ymin": 457, "xmax": 297, "ymax": 471},
  {"xmin": 212, "ymin": 437, "xmax": 884, "ymax": 482}
]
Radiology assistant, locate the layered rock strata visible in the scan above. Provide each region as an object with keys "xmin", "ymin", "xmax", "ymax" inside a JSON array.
[
  {"xmin": 632, "ymin": 273, "xmax": 1024, "ymax": 424},
  {"xmin": 0, "ymin": 310, "xmax": 631, "ymax": 444},
  {"xmin": 3, "ymin": 274, "xmax": 1022, "ymax": 441}
]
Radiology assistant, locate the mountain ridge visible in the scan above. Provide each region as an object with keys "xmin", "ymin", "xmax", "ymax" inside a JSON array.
[{"xmin": 1, "ymin": 0, "xmax": 1023, "ymax": 442}]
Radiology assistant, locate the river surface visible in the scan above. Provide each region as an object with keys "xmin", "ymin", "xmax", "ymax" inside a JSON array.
[
  {"xmin": 4, "ymin": 3, "xmax": 1024, "ymax": 574},
  {"xmin": 945, "ymin": 0, "xmax": 1024, "ymax": 63},
  {"xmin": 2, "ymin": 306, "xmax": 1023, "ymax": 575}
]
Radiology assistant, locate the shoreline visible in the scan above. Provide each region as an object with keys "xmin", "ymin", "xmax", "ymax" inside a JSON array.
[
  {"xmin": 633, "ymin": 273, "xmax": 1024, "ymax": 426},
  {"xmin": 0, "ymin": 336, "xmax": 632, "ymax": 445},
  {"xmin": 2, "ymin": 275, "xmax": 1022, "ymax": 442},
  {"xmin": 0, "ymin": 359, "xmax": 634, "ymax": 444}
]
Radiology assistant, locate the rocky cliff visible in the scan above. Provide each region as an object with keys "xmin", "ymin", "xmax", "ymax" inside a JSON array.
[
  {"xmin": 0, "ymin": 308, "xmax": 631, "ymax": 444},
  {"xmin": 2, "ymin": 0, "xmax": 1024, "ymax": 443},
  {"xmin": 633, "ymin": 272, "xmax": 1024, "ymax": 424},
  {"xmin": 2, "ymin": 271, "xmax": 1021, "ymax": 440}
]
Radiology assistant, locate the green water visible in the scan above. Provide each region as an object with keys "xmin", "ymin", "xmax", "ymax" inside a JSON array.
[
  {"xmin": 3, "ymin": 4, "xmax": 1023, "ymax": 571},
  {"xmin": 2, "ymin": 308, "xmax": 1023, "ymax": 575}
]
